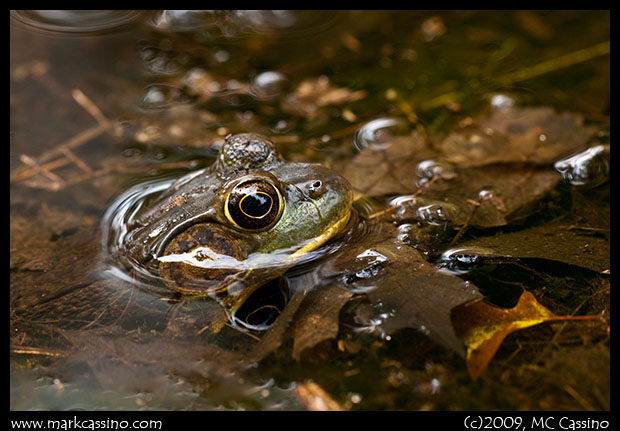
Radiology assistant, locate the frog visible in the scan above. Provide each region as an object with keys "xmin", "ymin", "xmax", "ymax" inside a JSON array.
[{"xmin": 121, "ymin": 133, "xmax": 353, "ymax": 320}]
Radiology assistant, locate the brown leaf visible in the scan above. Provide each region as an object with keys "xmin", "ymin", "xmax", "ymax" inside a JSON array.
[
  {"xmin": 315, "ymin": 224, "xmax": 481, "ymax": 355},
  {"xmin": 452, "ymin": 290, "xmax": 597, "ymax": 380},
  {"xmin": 282, "ymin": 76, "xmax": 367, "ymax": 119},
  {"xmin": 341, "ymin": 133, "xmax": 434, "ymax": 197},
  {"xmin": 435, "ymin": 107, "xmax": 596, "ymax": 167},
  {"xmin": 251, "ymin": 221, "xmax": 481, "ymax": 361},
  {"xmin": 292, "ymin": 284, "xmax": 353, "ymax": 359},
  {"xmin": 456, "ymin": 215, "xmax": 610, "ymax": 273},
  {"xmin": 249, "ymin": 278, "xmax": 353, "ymax": 361},
  {"xmin": 389, "ymin": 165, "xmax": 561, "ymax": 228}
]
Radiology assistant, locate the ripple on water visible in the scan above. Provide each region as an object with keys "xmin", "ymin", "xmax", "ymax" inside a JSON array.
[
  {"xmin": 149, "ymin": 10, "xmax": 343, "ymax": 39},
  {"xmin": 10, "ymin": 10, "xmax": 145, "ymax": 35}
]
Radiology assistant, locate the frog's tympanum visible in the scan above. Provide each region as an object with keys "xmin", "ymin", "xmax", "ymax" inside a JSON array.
[{"xmin": 123, "ymin": 133, "xmax": 353, "ymax": 320}]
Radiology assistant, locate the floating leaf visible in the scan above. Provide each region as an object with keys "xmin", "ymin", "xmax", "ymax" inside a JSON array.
[
  {"xmin": 342, "ymin": 107, "xmax": 596, "ymax": 200},
  {"xmin": 292, "ymin": 284, "xmax": 354, "ymax": 359},
  {"xmin": 251, "ymin": 222, "xmax": 482, "ymax": 360},
  {"xmin": 341, "ymin": 133, "xmax": 434, "ymax": 197},
  {"xmin": 250, "ymin": 276, "xmax": 354, "ymax": 361},
  {"xmin": 452, "ymin": 290, "xmax": 597, "ymax": 380},
  {"xmin": 435, "ymin": 107, "xmax": 597, "ymax": 167},
  {"xmin": 307, "ymin": 224, "xmax": 481, "ymax": 356},
  {"xmin": 282, "ymin": 76, "xmax": 367, "ymax": 119},
  {"xmin": 457, "ymin": 215, "xmax": 609, "ymax": 273},
  {"xmin": 389, "ymin": 165, "xmax": 561, "ymax": 228}
]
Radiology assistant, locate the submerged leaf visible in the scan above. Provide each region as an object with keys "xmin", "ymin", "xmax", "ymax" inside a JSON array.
[
  {"xmin": 282, "ymin": 76, "xmax": 367, "ymax": 119},
  {"xmin": 457, "ymin": 215, "xmax": 609, "ymax": 272},
  {"xmin": 341, "ymin": 133, "xmax": 434, "ymax": 197},
  {"xmin": 292, "ymin": 284, "xmax": 353, "ymax": 359},
  {"xmin": 389, "ymin": 165, "xmax": 561, "ymax": 228},
  {"xmin": 312, "ymin": 224, "xmax": 481, "ymax": 356},
  {"xmin": 452, "ymin": 290, "xmax": 597, "ymax": 380},
  {"xmin": 435, "ymin": 107, "xmax": 597, "ymax": 167}
]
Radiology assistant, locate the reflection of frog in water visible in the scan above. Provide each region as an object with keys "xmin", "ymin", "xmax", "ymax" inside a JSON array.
[{"xmin": 122, "ymin": 133, "xmax": 353, "ymax": 319}]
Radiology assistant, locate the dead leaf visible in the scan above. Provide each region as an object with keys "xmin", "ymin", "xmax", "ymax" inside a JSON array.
[
  {"xmin": 282, "ymin": 76, "xmax": 367, "ymax": 119},
  {"xmin": 457, "ymin": 214, "xmax": 609, "ymax": 273},
  {"xmin": 341, "ymin": 133, "xmax": 434, "ymax": 197},
  {"xmin": 452, "ymin": 290, "xmax": 598, "ymax": 380},
  {"xmin": 388, "ymin": 165, "xmax": 561, "ymax": 228},
  {"xmin": 435, "ymin": 107, "xmax": 596, "ymax": 167},
  {"xmin": 310, "ymin": 224, "xmax": 481, "ymax": 356},
  {"xmin": 251, "ymin": 221, "xmax": 481, "ymax": 361},
  {"xmin": 341, "ymin": 108, "xmax": 597, "ymax": 228},
  {"xmin": 292, "ymin": 284, "xmax": 353, "ymax": 359}
]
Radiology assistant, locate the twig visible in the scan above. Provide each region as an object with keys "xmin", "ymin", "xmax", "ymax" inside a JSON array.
[
  {"xmin": 559, "ymin": 225, "xmax": 609, "ymax": 232},
  {"xmin": 18, "ymin": 154, "xmax": 65, "ymax": 187},
  {"xmin": 60, "ymin": 147, "xmax": 92, "ymax": 173},
  {"xmin": 10, "ymin": 124, "xmax": 107, "ymax": 184},
  {"xmin": 10, "ymin": 345, "xmax": 66, "ymax": 358},
  {"xmin": 563, "ymin": 384, "xmax": 597, "ymax": 411},
  {"xmin": 447, "ymin": 198, "xmax": 481, "ymax": 248},
  {"xmin": 71, "ymin": 88, "xmax": 113, "ymax": 134}
]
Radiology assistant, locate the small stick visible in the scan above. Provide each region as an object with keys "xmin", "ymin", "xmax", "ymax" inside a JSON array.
[
  {"xmin": 72, "ymin": 88, "xmax": 112, "ymax": 133},
  {"xmin": 19, "ymin": 154, "xmax": 64, "ymax": 185},
  {"xmin": 10, "ymin": 156, "xmax": 72, "ymax": 182},
  {"xmin": 10, "ymin": 346, "xmax": 66, "ymax": 358},
  {"xmin": 60, "ymin": 147, "xmax": 92, "ymax": 173},
  {"xmin": 447, "ymin": 198, "xmax": 481, "ymax": 248}
]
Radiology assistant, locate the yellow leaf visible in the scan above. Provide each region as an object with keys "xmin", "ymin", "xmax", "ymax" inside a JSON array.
[{"xmin": 452, "ymin": 290, "xmax": 596, "ymax": 380}]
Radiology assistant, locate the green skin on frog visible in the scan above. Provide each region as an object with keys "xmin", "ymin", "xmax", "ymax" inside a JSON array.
[{"xmin": 124, "ymin": 133, "xmax": 353, "ymax": 317}]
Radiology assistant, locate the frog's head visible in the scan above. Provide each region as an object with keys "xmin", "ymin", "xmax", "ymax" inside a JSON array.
[
  {"xmin": 211, "ymin": 133, "xmax": 352, "ymax": 254},
  {"xmin": 128, "ymin": 133, "xmax": 352, "ymax": 319}
]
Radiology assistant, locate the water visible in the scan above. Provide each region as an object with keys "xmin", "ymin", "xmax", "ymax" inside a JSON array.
[{"xmin": 10, "ymin": 11, "xmax": 609, "ymax": 411}]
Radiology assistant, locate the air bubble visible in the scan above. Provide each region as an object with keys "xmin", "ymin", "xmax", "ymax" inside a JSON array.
[
  {"xmin": 251, "ymin": 71, "xmax": 288, "ymax": 99},
  {"xmin": 554, "ymin": 144, "xmax": 610, "ymax": 189},
  {"xmin": 435, "ymin": 247, "xmax": 495, "ymax": 274},
  {"xmin": 353, "ymin": 117, "xmax": 411, "ymax": 151},
  {"xmin": 415, "ymin": 160, "xmax": 456, "ymax": 187},
  {"xmin": 489, "ymin": 94, "xmax": 516, "ymax": 112},
  {"xmin": 140, "ymin": 84, "xmax": 188, "ymax": 110}
]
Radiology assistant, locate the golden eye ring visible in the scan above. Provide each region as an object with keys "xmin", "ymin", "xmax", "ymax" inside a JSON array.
[{"xmin": 224, "ymin": 178, "xmax": 284, "ymax": 231}]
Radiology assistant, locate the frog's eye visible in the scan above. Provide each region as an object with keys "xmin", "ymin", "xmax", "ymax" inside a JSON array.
[{"xmin": 225, "ymin": 180, "xmax": 284, "ymax": 231}]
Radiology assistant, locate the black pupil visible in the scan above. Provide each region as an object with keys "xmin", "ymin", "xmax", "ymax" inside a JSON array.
[{"xmin": 241, "ymin": 192, "xmax": 272, "ymax": 218}]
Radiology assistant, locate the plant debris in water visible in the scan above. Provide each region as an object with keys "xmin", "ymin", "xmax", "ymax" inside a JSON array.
[{"xmin": 10, "ymin": 10, "xmax": 609, "ymax": 411}]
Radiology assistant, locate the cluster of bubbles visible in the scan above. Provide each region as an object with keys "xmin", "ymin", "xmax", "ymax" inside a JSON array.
[
  {"xmin": 415, "ymin": 159, "xmax": 456, "ymax": 187},
  {"xmin": 341, "ymin": 249, "xmax": 388, "ymax": 294},
  {"xmin": 148, "ymin": 10, "xmax": 336, "ymax": 37}
]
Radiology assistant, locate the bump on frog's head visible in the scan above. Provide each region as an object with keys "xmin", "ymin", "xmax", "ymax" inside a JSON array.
[{"xmin": 216, "ymin": 133, "xmax": 282, "ymax": 174}]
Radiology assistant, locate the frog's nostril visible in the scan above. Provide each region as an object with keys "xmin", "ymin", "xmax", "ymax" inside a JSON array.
[{"xmin": 308, "ymin": 180, "xmax": 325, "ymax": 198}]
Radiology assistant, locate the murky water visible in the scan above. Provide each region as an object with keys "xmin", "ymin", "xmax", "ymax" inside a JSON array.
[{"xmin": 11, "ymin": 11, "xmax": 609, "ymax": 411}]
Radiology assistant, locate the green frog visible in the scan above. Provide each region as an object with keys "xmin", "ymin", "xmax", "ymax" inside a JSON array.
[{"xmin": 123, "ymin": 133, "xmax": 353, "ymax": 319}]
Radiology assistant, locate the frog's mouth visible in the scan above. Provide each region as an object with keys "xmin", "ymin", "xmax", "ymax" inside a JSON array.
[{"xmin": 168, "ymin": 209, "xmax": 352, "ymax": 326}]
